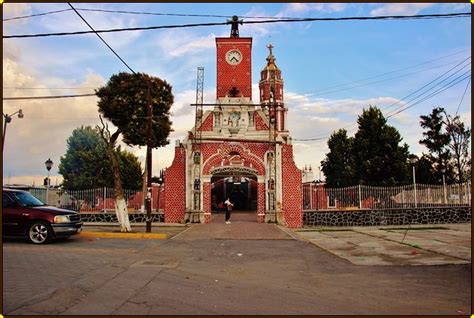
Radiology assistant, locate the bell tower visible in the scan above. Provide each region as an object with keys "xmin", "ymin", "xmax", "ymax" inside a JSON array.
[
  {"xmin": 216, "ymin": 16, "xmax": 252, "ymax": 101},
  {"xmin": 259, "ymin": 44, "xmax": 288, "ymax": 133}
]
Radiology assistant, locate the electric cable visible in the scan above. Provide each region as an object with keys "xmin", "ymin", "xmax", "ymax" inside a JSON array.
[
  {"xmin": 67, "ymin": 3, "xmax": 136, "ymax": 74},
  {"xmin": 4, "ymin": 12, "xmax": 471, "ymax": 39},
  {"xmin": 285, "ymin": 50, "xmax": 470, "ymax": 101},
  {"xmin": 455, "ymin": 78, "xmax": 471, "ymax": 115},
  {"xmin": 293, "ymin": 59, "xmax": 471, "ymax": 142},
  {"xmin": 3, "ymin": 8, "xmax": 72, "ymax": 21},
  {"xmin": 3, "ymin": 93, "xmax": 96, "ymax": 100}
]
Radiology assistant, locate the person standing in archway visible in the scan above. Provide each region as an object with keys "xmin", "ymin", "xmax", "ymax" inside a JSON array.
[{"xmin": 224, "ymin": 197, "xmax": 233, "ymax": 224}]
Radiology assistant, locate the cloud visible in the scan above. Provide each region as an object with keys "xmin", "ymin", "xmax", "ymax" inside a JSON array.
[
  {"xmin": 3, "ymin": 55, "xmax": 106, "ymax": 184},
  {"xmin": 153, "ymin": 29, "xmax": 215, "ymax": 59},
  {"xmin": 370, "ymin": 4, "xmax": 434, "ymax": 16},
  {"xmin": 283, "ymin": 3, "xmax": 348, "ymax": 14}
]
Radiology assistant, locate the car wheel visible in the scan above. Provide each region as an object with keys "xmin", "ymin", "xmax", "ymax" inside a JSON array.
[{"xmin": 28, "ymin": 221, "xmax": 52, "ymax": 244}]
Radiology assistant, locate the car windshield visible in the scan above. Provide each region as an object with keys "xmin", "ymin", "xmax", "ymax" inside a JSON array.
[{"xmin": 11, "ymin": 191, "xmax": 45, "ymax": 207}]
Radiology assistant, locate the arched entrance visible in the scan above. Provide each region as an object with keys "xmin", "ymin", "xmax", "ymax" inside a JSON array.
[
  {"xmin": 209, "ymin": 166, "xmax": 258, "ymax": 214},
  {"xmin": 211, "ymin": 175, "xmax": 258, "ymax": 212}
]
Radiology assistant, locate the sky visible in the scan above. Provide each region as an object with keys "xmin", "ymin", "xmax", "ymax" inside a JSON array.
[{"xmin": 2, "ymin": 2, "xmax": 471, "ymax": 186}]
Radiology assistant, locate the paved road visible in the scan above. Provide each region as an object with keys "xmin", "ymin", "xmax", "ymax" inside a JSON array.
[{"xmin": 3, "ymin": 217, "xmax": 471, "ymax": 315}]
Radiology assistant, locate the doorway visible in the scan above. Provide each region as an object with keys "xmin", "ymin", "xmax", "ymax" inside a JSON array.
[{"xmin": 211, "ymin": 175, "xmax": 257, "ymax": 212}]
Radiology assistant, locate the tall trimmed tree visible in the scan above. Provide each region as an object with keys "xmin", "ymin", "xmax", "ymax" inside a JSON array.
[
  {"xmin": 352, "ymin": 106, "xmax": 410, "ymax": 186},
  {"xmin": 96, "ymin": 72, "xmax": 173, "ymax": 232},
  {"xmin": 419, "ymin": 107, "xmax": 451, "ymax": 184},
  {"xmin": 321, "ymin": 129, "xmax": 355, "ymax": 187}
]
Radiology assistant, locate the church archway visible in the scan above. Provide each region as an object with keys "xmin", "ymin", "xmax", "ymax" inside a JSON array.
[{"xmin": 210, "ymin": 166, "xmax": 258, "ymax": 213}]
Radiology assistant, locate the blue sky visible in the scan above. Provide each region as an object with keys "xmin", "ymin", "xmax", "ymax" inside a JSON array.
[{"xmin": 3, "ymin": 3, "xmax": 471, "ymax": 185}]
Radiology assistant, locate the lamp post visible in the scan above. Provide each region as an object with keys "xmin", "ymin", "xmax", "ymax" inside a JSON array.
[
  {"xmin": 45, "ymin": 158, "xmax": 53, "ymax": 205},
  {"xmin": 441, "ymin": 167, "xmax": 447, "ymax": 204},
  {"xmin": 409, "ymin": 157, "xmax": 417, "ymax": 208},
  {"xmin": 3, "ymin": 109, "xmax": 24, "ymax": 151}
]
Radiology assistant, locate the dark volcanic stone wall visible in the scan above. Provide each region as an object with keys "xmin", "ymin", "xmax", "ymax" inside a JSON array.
[
  {"xmin": 80, "ymin": 212, "xmax": 164, "ymax": 223},
  {"xmin": 303, "ymin": 207, "xmax": 471, "ymax": 227}
]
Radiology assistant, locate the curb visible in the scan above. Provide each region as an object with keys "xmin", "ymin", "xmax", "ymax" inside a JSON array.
[{"xmin": 79, "ymin": 231, "xmax": 167, "ymax": 239}]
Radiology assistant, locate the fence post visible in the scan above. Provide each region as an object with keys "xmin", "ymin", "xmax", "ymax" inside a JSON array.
[
  {"xmin": 103, "ymin": 187, "xmax": 107, "ymax": 213},
  {"xmin": 309, "ymin": 183, "xmax": 313, "ymax": 210},
  {"xmin": 358, "ymin": 184, "xmax": 362, "ymax": 209}
]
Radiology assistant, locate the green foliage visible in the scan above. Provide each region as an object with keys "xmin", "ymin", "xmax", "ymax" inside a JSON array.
[
  {"xmin": 59, "ymin": 126, "xmax": 143, "ymax": 190},
  {"xmin": 419, "ymin": 107, "xmax": 451, "ymax": 183},
  {"xmin": 321, "ymin": 129, "xmax": 355, "ymax": 187},
  {"xmin": 96, "ymin": 72, "xmax": 173, "ymax": 148},
  {"xmin": 352, "ymin": 106, "xmax": 410, "ymax": 186},
  {"xmin": 443, "ymin": 110, "xmax": 471, "ymax": 183},
  {"xmin": 321, "ymin": 106, "xmax": 410, "ymax": 187}
]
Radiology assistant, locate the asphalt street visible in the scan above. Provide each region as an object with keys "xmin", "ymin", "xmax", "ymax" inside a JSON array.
[{"xmin": 2, "ymin": 216, "xmax": 472, "ymax": 315}]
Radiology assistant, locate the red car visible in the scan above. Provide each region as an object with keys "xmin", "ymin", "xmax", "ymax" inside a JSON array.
[{"xmin": 2, "ymin": 188, "xmax": 83, "ymax": 244}]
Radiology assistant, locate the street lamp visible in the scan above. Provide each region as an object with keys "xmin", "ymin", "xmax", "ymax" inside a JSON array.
[
  {"xmin": 409, "ymin": 157, "xmax": 417, "ymax": 208},
  {"xmin": 45, "ymin": 158, "xmax": 53, "ymax": 205},
  {"xmin": 3, "ymin": 109, "xmax": 24, "ymax": 151},
  {"xmin": 440, "ymin": 166, "xmax": 447, "ymax": 204}
]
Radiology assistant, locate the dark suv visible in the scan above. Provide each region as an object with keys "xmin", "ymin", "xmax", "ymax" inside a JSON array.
[{"xmin": 2, "ymin": 188, "xmax": 83, "ymax": 244}]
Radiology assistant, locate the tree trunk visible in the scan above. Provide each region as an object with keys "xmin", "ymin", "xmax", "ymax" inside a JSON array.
[{"xmin": 107, "ymin": 130, "xmax": 132, "ymax": 232}]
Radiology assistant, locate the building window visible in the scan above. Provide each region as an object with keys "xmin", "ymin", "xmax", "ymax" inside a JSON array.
[{"xmin": 193, "ymin": 152, "xmax": 201, "ymax": 164}]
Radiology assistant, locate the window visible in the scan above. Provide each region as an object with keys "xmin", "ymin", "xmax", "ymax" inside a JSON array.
[{"xmin": 3, "ymin": 193, "xmax": 15, "ymax": 208}]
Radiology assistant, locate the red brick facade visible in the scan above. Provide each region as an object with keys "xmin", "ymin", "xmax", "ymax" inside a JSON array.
[
  {"xmin": 163, "ymin": 145, "xmax": 186, "ymax": 223},
  {"xmin": 281, "ymin": 144, "xmax": 303, "ymax": 228},
  {"xmin": 199, "ymin": 112, "xmax": 214, "ymax": 131},
  {"xmin": 255, "ymin": 112, "xmax": 269, "ymax": 131},
  {"xmin": 216, "ymin": 37, "xmax": 252, "ymax": 99},
  {"xmin": 162, "ymin": 32, "xmax": 302, "ymax": 227}
]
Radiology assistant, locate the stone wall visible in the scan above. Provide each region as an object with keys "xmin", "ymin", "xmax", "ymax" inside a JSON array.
[
  {"xmin": 303, "ymin": 206, "xmax": 471, "ymax": 227},
  {"xmin": 81, "ymin": 212, "xmax": 164, "ymax": 223}
]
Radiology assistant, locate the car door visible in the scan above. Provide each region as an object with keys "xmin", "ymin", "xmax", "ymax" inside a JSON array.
[{"xmin": 2, "ymin": 192, "xmax": 28, "ymax": 236}]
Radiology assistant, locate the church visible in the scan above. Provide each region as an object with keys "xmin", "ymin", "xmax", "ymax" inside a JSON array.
[{"xmin": 163, "ymin": 17, "xmax": 303, "ymax": 228}]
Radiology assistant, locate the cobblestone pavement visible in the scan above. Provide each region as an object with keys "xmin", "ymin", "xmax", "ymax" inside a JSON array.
[{"xmin": 2, "ymin": 219, "xmax": 471, "ymax": 315}]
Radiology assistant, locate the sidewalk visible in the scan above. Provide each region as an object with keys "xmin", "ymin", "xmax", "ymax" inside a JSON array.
[{"xmin": 292, "ymin": 223, "xmax": 471, "ymax": 266}]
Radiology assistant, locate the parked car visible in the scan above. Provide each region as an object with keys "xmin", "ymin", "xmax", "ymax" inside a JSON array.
[{"xmin": 2, "ymin": 188, "xmax": 83, "ymax": 244}]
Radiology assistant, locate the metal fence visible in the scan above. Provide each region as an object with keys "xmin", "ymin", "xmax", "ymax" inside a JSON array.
[
  {"xmin": 303, "ymin": 182, "xmax": 471, "ymax": 211},
  {"xmin": 29, "ymin": 186, "xmax": 164, "ymax": 213}
]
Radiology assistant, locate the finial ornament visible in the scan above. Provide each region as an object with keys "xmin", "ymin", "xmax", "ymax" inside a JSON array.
[
  {"xmin": 267, "ymin": 43, "xmax": 274, "ymax": 55},
  {"xmin": 229, "ymin": 15, "xmax": 243, "ymax": 38}
]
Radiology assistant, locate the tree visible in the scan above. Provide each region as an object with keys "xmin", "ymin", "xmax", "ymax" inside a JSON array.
[
  {"xmin": 59, "ymin": 126, "xmax": 143, "ymax": 191},
  {"xmin": 321, "ymin": 129, "xmax": 355, "ymax": 187},
  {"xmin": 443, "ymin": 110, "xmax": 471, "ymax": 183},
  {"xmin": 419, "ymin": 107, "xmax": 451, "ymax": 183},
  {"xmin": 96, "ymin": 72, "xmax": 173, "ymax": 232},
  {"xmin": 352, "ymin": 106, "xmax": 410, "ymax": 186}
]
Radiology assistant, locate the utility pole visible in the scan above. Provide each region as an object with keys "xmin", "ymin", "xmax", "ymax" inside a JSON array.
[{"xmin": 145, "ymin": 79, "xmax": 153, "ymax": 233}]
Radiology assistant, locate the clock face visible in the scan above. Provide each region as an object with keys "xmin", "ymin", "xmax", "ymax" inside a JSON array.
[{"xmin": 226, "ymin": 49, "xmax": 242, "ymax": 65}]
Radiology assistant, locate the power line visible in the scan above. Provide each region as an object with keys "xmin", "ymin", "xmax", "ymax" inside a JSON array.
[
  {"xmin": 67, "ymin": 3, "xmax": 136, "ymax": 74},
  {"xmin": 4, "ymin": 12, "xmax": 471, "ymax": 39},
  {"xmin": 455, "ymin": 78, "xmax": 471, "ymax": 115},
  {"xmin": 293, "ymin": 58, "xmax": 471, "ymax": 142},
  {"xmin": 75, "ymin": 8, "xmax": 298, "ymax": 20},
  {"xmin": 285, "ymin": 49, "xmax": 471, "ymax": 101},
  {"xmin": 386, "ymin": 72, "xmax": 471, "ymax": 119},
  {"xmin": 385, "ymin": 57, "xmax": 471, "ymax": 116},
  {"xmin": 0, "ymin": 7, "xmax": 320, "ymax": 22},
  {"xmin": 3, "ymin": 8, "xmax": 72, "ymax": 21},
  {"xmin": 3, "ymin": 86, "xmax": 97, "ymax": 90},
  {"xmin": 3, "ymin": 93, "xmax": 96, "ymax": 100}
]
